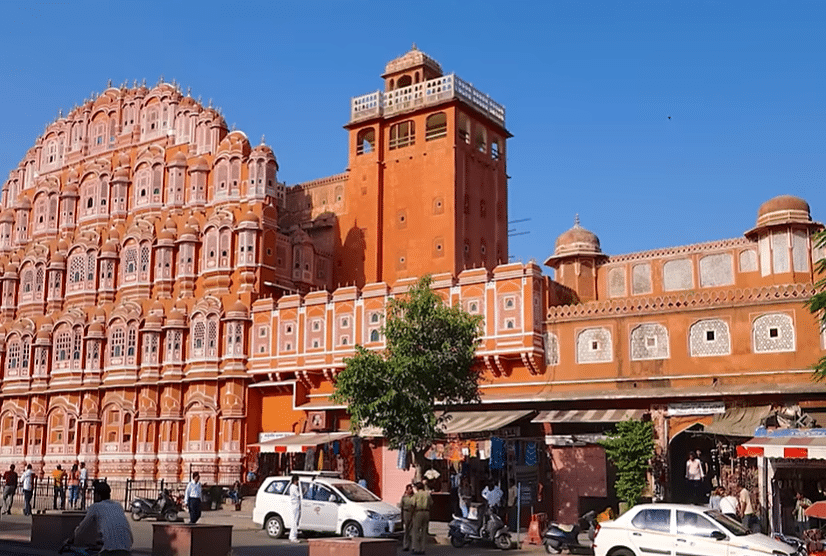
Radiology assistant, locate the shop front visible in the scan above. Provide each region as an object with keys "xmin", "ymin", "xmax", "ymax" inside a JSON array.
[{"xmin": 738, "ymin": 432, "xmax": 826, "ymax": 535}]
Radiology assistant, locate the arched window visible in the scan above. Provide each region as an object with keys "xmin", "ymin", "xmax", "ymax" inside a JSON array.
[
  {"xmin": 630, "ymin": 323, "xmax": 670, "ymax": 360},
  {"xmin": 109, "ymin": 324, "xmax": 125, "ymax": 364},
  {"xmin": 425, "ymin": 113, "xmax": 447, "ymax": 141},
  {"xmin": 576, "ymin": 328, "xmax": 612, "ymax": 364},
  {"xmin": 122, "ymin": 245, "xmax": 138, "ymax": 282},
  {"xmin": 370, "ymin": 329, "xmax": 380, "ymax": 342},
  {"xmin": 689, "ymin": 319, "xmax": 730, "ymax": 357},
  {"xmin": 356, "ymin": 128, "xmax": 375, "ymax": 154},
  {"xmin": 457, "ymin": 113, "xmax": 470, "ymax": 144},
  {"xmin": 389, "ymin": 120, "xmax": 415, "ymax": 150},
  {"xmin": 753, "ymin": 313, "xmax": 795, "ymax": 353},
  {"xmin": 475, "ymin": 126, "xmax": 487, "ymax": 153}
]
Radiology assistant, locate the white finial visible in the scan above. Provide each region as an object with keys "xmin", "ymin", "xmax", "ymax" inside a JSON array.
[
  {"xmin": 574, "ymin": 214, "xmax": 580, "ymax": 227},
  {"xmin": 412, "ymin": 42, "xmax": 418, "ymax": 50},
  {"xmin": 260, "ymin": 135, "xmax": 266, "ymax": 145}
]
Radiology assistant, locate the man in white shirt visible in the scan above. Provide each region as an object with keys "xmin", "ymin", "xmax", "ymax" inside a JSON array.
[
  {"xmin": 78, "ymin": 462, "xmax": 89, "ymax": 510},
  {"xmin": 482, "ymin": 481, "xmax": 503, "ymax": 512},
  {"xmin": 184, "ymin": 472, "xmax": 202, "ymax": 524},
  {"xmin": 685, "ymin": 452, "xmax": 704, "ymax": 504},
  {"xmin": 21, "ymin": 464, "xmax": 34, "ymax": 516},
  {"xmin": 288, "ymin": 475, "xmax": 302, "ymax": 543},
  {"xmin": 68, "ymin": 481, "xmax": 133, "ymax": 556}
]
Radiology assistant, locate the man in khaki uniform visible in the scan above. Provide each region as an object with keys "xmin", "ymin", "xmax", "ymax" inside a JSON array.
[
  {"xmin": 399, "ymin": 484, "xmax": 416, "ymax": 551},
  {"xmin": 411, "ymin": 481, "xmax": 432, "ymax": 555}
]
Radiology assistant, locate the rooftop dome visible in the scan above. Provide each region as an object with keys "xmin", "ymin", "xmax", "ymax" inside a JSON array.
[
  {"xmin": 545, "ymin": 216, "xmax": 604, "ymax": 265},
  {"xmin": 745, "ymin": 195, "xmax": 817, "ymax": 238},
  {"xmin": 383, "ymin": 45, "xmax": 442, "ymax": 77}
]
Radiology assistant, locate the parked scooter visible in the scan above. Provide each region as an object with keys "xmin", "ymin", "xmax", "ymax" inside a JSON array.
[
  {"xmin": 130, "ymin": 489, "xmax": 180, "ymax": 522},
  {"xmin": 448, "ymin": 503, "xmax": 512, "ymax": 550},
  {"xmin": 543, "ymin": 510, "xmax": 597, "ymax": 554}
]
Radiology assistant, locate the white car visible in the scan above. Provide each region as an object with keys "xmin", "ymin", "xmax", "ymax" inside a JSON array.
[
  {"xmin": 593, "ymin": 503, "xmax": 805, "ymax": 556},
  {"xmin": 252, "ymin": 472, "xmax": 401, "ymax": 539}
]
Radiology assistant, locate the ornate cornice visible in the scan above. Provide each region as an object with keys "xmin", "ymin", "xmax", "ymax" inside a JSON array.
[{"xmin": 604, "ymin": 237, "xmax": 752, "ymax": 264}]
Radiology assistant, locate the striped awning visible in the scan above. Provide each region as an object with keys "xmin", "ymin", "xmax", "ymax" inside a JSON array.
[
  {"xmin": 532, "ymin": 408, "xmax": 645, "ymax": 423},
  {"xmin": 737, "ymin": 436, "xmax": 826, "ymax": 459},
  {"xmin": 437, "ymin": 410, "xmax": 532, "ymax": 435},
  {"xmin": 250, "ymin": 432, "xmax": 351, "ymax": 453}
]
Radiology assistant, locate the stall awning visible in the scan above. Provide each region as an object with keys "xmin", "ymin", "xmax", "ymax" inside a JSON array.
[
  {"xmin": 702, "ymin": 406, "xmax": 772, "ymax": 437},
  {"xmin": 437, "ymin": 410, "xmax": 532, "ymax": 435},
  {"xmin": 532, "ymin": 408, "xmax": 645, "ymax": 423},
  {"xmin": 737, "ymin": 436, "xmax": 826, "ymax": 459},
  {"xmin": 250, "ymin": 432, "xmax": 351, "ymax": 453}
]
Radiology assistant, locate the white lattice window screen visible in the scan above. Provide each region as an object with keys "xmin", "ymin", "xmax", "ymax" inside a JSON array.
[
  {"xmin": 126, "ymin": 327, "xmax": 137, "ymax": 361},
  {"xmin": 205, "ymin": 232, "xmax": 218, "ymax": 269},
  {"xmin": 151, "ymin": 166, "xmax": 162, "ymax": 203},
  {"xmin": 69, "ymin": 256, "xmax": 83, "ymax": 289},
  {"xmin": 109, "ymin": 327, "xmax": 125, "ymax": 364},
  {"xmin": 753, "ymin": 313, "xmax": 795, "ymax": 353},
  {"xmin": 192, "ymin": 321, "xmax": 205, "ymax": 357},
  {"xmin": 545, "ymin": 332, "xmax": 559, "ymax": 365},
  {"xmin": 98, "ymin": 179, "xmax": 108, "ymax": 213},
  {"xmin": 55, "ymin": 330, "xmax": 71, "ymax": 364},
  {"xmin": 139, "ymin": 245, "xmax": 150, "ymax": 282},
  {"xmin": 86, "ymin": 341, "xmax": 100, "ymax": 370},
  {"xmin": 207, "ymin": 319, "xmax": 218, "ymax": 357},
  {"xmin": 21, "ymin": 270, "xmax": 33, "ymax": 301},
  {"xmin": 35, "ymin": 198, "xmax": 47, "ymax": 230},
  {"xmin": 689, "ymin": 319, "xmax": 731, "ymax": 357},
  {"xmin": 136, "ymin": 169, "xmax": 150, "ymax": 206},
  {"xmin": 20, "ymin": 338, "xmax": 30, "ymax": 375},
  {"xmin": 124, "ymin": 247, "xmax": 137, "ymax": 282},
  {"xmin": 72, "ymin": 328, "xmax": 82, "ymax": 367},
  {"xmin": 576, "ymin": 328, "xmax": 612, "ymax": 363},
  {"xmin": 165, "ymin": 330, "xmax": 182, "ymax": 363},
  {"xmin": 6, "ymin": 341, "xmax": 20, "ymax": 375},
  {"xmin": 219, "ymin": 230, "xmax": 231, "ymax": 267},
  {"xmin": 630, "ymin": 323, "xmax": 670, "ymax": 360},
  {"xmin": 34, "ymin": 266, "xmax": 44, "ymax": 300},
  {"xmin": 86, "ymin": 254, "xmax": 96, "ymax": 288},
  {"xmin": 234, "ymin": 323, "xmax": 243, "ymax": 354},
  {"xmin": 143, "ymin": 333, "xmax": 159, "ymax": 363}
]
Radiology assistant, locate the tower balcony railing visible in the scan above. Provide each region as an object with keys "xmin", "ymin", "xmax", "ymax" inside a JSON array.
[{"xmin": 350, "ymin": 74, "xmax": 505, "ymax": 127}]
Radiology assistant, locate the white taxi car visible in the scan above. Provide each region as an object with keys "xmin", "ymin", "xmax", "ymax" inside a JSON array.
[
  {"xmin": 252, "ymin": 472, "xmax": 401, "ymax": 539},
  {"xmin": 593, "ymin": 503, "xmax": 805, "ymax": 556}
]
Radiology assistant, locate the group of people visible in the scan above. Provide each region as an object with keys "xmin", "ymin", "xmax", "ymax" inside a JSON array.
[
  {"xmin": 1, "ymin": 462, "xmax": 88, "ymax": 516},
  {"xmin": 708, "ymin": 482, "xmax": 759, "ymax": 531},
  {"xmin": 399, "ymin": 481, "xmax": 434, "ymax": 554}
]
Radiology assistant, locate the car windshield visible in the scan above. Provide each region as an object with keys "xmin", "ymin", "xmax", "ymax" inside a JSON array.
[
  {"xmin": 333, "ymin": 482, "xmax": 380, "ymax": 502},
  {"xmin": 705, "ymin": 509, "xmax": 751, "ymax": 536}
]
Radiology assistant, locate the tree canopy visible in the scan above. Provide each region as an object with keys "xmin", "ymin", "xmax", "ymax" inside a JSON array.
[
  {"xmin": 600, "ymin": 419, "xmax": 655, "ymax": 508},
  {"xmin": 807, "ymin": 229, "xmax": 826, "ymax": 380},
  {"xmin": 331, "ymin": 275, "xmax": 483, "ymax": 453}
]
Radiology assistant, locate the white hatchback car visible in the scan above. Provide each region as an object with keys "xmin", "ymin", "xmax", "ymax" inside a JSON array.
[
  {"xmin": 593, "ymin": 503, "xmax": 804, "ymax": 556},
  {"xmin": 252, "ymin": 472, "xmax": 401, "ymax": 539}
]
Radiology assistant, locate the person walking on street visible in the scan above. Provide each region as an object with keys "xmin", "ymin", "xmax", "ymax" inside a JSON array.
[
  {"xmin": 2, "ymin": 464, "xmax": 18, "ymax": 514},
  {"xmin": 739, "ymin": 482, "xmax": 758, "ymax": 532},
  {"xmin": 399, "ymin": 483, "xmax": 415, "ymax": 551},
  {"xmin": 795, "ymin": 491, "xmax": 812, "ymax": 535},
  {"xmin": 21, "ymin": 464, "xmax": 34, "ymax": 516},
  {"xmin": 411, "ymin": 481, "xmax": 433, "ymax": 555},
  {"xmin": 288, "ymin": 475, "xmax": 302, "ymax": 543},
  {"xmin": 184, "ymin": 472, "xmax": 202, "ymax": 524},
  {"xmin": 78, "ymin": 462, "xmax": 89, "ymax": 510},
  {"xmin": 685, "ymin": 452, "xmax": 704, "ymax": 504},
  {"xmin": 67, "ymin": 481, "xmax": 133, "ymax": 556},
  {"xmin": 68, "ymin": 463, "xmax": 81, "ymax": 509},
  {"xmin": 53, "ymin": 464, "xmax": 67, "ymax": 510}
]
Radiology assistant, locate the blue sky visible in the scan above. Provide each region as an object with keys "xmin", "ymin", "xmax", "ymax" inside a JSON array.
[{"xmin": 1, "ymin": 1, "xmax": 823, "ymax": 267}]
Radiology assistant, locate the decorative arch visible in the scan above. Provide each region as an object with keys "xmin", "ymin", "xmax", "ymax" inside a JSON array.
[{"xmin": 630, "ymin": 323, "xmax": 670, "ymax": 360}]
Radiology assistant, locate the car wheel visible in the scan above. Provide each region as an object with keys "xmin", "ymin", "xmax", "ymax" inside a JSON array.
[
  {"xmin": 131, "ymin": 508, "xmax": 143, "ymax": 521},
  {"xmin": 495, "ymin": 534, "xmax": 512, "ymax": 550},
  {"xmin": 163, "ymin": 509, "xmax": 178, "ymax": 522},
  {"xmin": 266, "ymin": 515, "xmax": 285, "ymax": 539},
  {"xmin": 450, "ymin": 534, "xmax": 465, "ymax": 548},
  {"xmin": 342, "ymin": 521, "xmax": 363, "ymax": 538},
  {"xmin": 611, "ymin": 549, "xmax": 635, "ymax": 556}
]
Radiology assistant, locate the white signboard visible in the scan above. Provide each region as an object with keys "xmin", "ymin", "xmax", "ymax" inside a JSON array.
[{"xmin": 667, "ymin": 402, "xmax": 725, "ymax": 416}]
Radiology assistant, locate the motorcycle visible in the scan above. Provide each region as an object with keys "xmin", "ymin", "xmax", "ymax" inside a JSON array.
[
  {"xmin": 130, "ymin": 489, "xmax": 180, "ymax": 522},
  {"xmin": 448, "ymin": 503, "xmax": 512, "ymax": 550},
  {"xmin": 772, "ymin": 532, "xmax": 808, "ymax": 556},
  {"xmin": 543, "ymin": 510, "xmax": 597, "ymax": 554}
]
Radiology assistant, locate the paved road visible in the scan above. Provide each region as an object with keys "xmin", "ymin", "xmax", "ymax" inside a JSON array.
[{"xmin": 0, "ymin": 508, "xmax": 553, "ymax": 556}]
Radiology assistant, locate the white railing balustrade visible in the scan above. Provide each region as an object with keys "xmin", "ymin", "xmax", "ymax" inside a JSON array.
[{"xmin": 350, "ymin": 74, "xmax": 505, "ymax": 126}]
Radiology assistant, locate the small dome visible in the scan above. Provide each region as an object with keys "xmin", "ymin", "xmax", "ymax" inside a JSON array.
[
  {"xmin": 114, "ymin": 167, "xmax": 130, "ymax": 180},
  {"xmin": 168, "ymin": 151, "xmax": 188, "ymax": 167},
  {"xmin": 241, "ymin": 211, "xmax": 260, "ymax": 224},
  {"xmin": 550, "ymin": 216, "xmax": 603, "ymax": 259},
  {"xmin": 144, "ymin": 314, "xmax": 163, "ymax": 327},
  {"xmin": 0, "ymin": 210, "xmax": 14, "ymax": 224},
  {"xmin": 384, "ymin": 46, "xmax": 442, "ymax": 76},
  {"xmin": 36, "ymin": 328, "xmax": 51, "ymax": 342},
  {"xmin": 756, "ymin": 195, "xmax": 811, "ymax": 227},
  {"xmin": 191, "ymin": 157, "xmax": 209, "ymax": 171},
  {"xmin": 101, "ymin": 239, "xmax": 119, "ymax": 255},
  {"xmin": 88, "ymin": 322, "xmax": 105, "ymax": 335},
  {"xmin": 231, "ymin": 300, "xmax": 248, "ymax": 314},
  {"xmin": 50, "ymin": 252, "xmax": 65, "ymax": 264}
]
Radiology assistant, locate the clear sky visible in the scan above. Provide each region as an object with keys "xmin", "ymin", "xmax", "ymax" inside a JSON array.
[{"xmin": 1, "ymin": 1, "xmax": 823, "ymax": 267}]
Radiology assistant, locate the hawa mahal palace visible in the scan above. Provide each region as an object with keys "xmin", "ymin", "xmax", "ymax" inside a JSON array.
[{"xmin": 0, "ymin": 48, "xmax": 823, "ymax": 525}]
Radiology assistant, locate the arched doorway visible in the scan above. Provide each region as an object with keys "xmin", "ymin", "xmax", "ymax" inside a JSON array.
[{"xmin": 669, "ymin": 424, "xmax": 716, "ymax": 504}]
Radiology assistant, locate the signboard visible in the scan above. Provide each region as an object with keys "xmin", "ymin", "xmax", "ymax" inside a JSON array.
[
  {"xmin": 667, "ymin": 402, "xmax": 725, "ymax": 417},
  {"xmin": 258, "ymin": 431, "xmax": 292, "ymax": 443}
]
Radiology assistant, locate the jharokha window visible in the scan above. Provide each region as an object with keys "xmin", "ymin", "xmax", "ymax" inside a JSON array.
[
  {"xmin": 357, "ymin": 128, "xmax": 375, "ymax": 154},
  {"xmin": 425, "ymin": 113, "xmax": 447, "ymax": 141},
  {"xmin": 389, "ymin": 120, "xmax": 415, "ymax": 150}
]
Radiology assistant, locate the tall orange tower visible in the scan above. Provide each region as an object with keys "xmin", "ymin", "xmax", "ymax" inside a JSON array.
[{"xmin": 339, "ymin": 47, "xmax": 511, "ymax": 287}]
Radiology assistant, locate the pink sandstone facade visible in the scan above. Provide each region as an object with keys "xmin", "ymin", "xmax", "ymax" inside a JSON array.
[{"xmin": 0, "ymin": 49, "xmax": 824, "ymax": 529}]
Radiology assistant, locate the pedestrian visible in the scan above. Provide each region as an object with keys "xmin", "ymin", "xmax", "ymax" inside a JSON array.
[
  {"xmin": 184, "ymin": 472, "xmax": 202, "ymax": 524},
  {"xmin": 399, "ymin": 484, "xmax": 415, "ymax": 551},
  {"xmin": 411, "ymin": 481, "xmax": 432, "ymax": 555},
  {"xmin": 288, "ymin": 475, "xmax": 302, "ymax": 543},
  {"xmin": 719, "ymin": 485, "xmax": 739, "ymax": 520},
  {"xmin": 795, "ymin": 491, "xmax": 812, "ymax": 536},
  {"xmin": 507, "ymin": 479, "xmax": 518, "ymax": 527},
  {"xmin": 53, "ymin": 464, "xmax": 67, "ymax": 510},
  {"xmin": 458, "ymin": 476, "xmax": 472, "ymax": 518},
  {"xmin": 685, "ymin": 452, "xmax": 704, "ymax": 504},
  {"xmin": 708, "ymin": 486, "xmax": 724, "ymax": 511},
  {"xmin": 2, "ymin": 464, "xmax": 18, "ymax": 514},
  {"xmin": 68, "ymin": 463, "xmax": 81, "ymax": 509},
  {"xmin": 21, "ymin": 464, "xmax": 34, "ymax": 516},
  {"xmin": 67, "ymin": 481, "xmax": 133, "ymax": 556},
  {"xmin": 228, "ymin": 481, "xmax": 241, "ymax": 505},
  {"xmin": 739, "ymin": 482, "xmax": 758, "ymax": 532},
  {"xmin": 78, "ymin": 462, "xmax": 88, "ymax": 510},
  {"xmin": 482, "ymin": 480, "xmax": 503, "ymax": 513}
]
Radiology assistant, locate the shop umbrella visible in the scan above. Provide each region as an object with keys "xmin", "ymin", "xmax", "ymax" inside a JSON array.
[{"xmin": 805, "ymin": 501, "xmax": 826, "ymax": 520}]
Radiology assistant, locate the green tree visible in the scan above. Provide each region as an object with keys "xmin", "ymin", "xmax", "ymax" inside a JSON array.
[
  {"xmin": 599, "ymin": 419, "xmax": 655, "ymax": 508},
  {"xmin": 332, "ymin": 275, "xmax": 483, "ymax": 476},
  {"xmin": 807, "ymin": 229, "xmax": 826, "ymax": 380}
]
